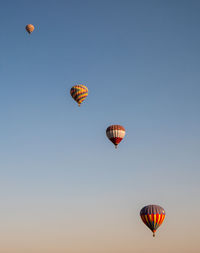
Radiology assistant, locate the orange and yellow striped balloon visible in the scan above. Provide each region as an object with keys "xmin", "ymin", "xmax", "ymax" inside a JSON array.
[
  {"xmin": 25, "ymin": 24, "xmax": 34, "ymax": 34},
  {"xmin": 70, "ymin": 85, "xmax": 88, "ymax": 106}
]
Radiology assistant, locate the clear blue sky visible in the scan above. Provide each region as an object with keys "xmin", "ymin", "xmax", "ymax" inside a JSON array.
[{"xmin": 0, "ymin": 1, "xmax": 199, "ymax": 252}]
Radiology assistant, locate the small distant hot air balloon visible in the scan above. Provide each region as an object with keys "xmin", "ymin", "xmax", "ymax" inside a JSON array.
[
  {"xmin": 106, "ymin": 125, "xmax": 125, "ymax": 148},
  {"xmin": 70, "ymin": 84, "xmax": 88, "ymax": 106},
  {"xmin": 25, "ymin": 24, "xmax": 34, "ymax": 34},
  {"xmin": 140, "ymin": 205, "xmax": 165, "ymax": 237}
]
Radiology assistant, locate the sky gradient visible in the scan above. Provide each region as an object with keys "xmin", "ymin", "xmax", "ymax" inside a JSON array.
[{"xmin": 0, "ymin": 0, "xmax": 200, "ymax": 252}]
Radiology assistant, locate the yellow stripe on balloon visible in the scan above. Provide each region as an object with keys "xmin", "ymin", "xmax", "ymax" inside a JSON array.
[
  {"xmin": 157, "ymin": 214, "xmax": 161, "ymax": 228},
  {"xmin": 154, "ymin": 214, "xmax": 157, "ymax": 229}
]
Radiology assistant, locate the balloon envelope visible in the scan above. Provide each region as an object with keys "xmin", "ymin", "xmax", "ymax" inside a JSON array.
[
  {"xmin": 140, "ymin": 204, "xmax": 165, "ymax": 237},
  {"xmin": 26, "ymin": 24, "xmax": 34, "ymax": 34},
  {"xmin": 106, "ymin": 125, "xmax": 125, "ymax": 148},
  {"xmin": 70, "ymin": 85, "xmax": 88, "ymax": 106}
]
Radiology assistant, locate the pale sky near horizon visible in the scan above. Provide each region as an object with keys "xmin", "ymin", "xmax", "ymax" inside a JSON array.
[{"xmin": 0, "ymin": 0, "xmax": 200, "ymax": 252}]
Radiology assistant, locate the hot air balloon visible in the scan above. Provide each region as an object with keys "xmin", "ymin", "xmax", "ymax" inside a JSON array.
[
  {"xmin": 25, "ymin": 24, "xmax": 34, "ymax": 34},
  {"xmin": 106, "ymin": 125, "xmax": 125, "ymax": 148},
  {"xmin": 70, "ymin": 84, "xmax": 88, "ymax": 106},
  {"xmin": 140, "ymin": 205, "xmax": 165, "ymax": 237}
]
